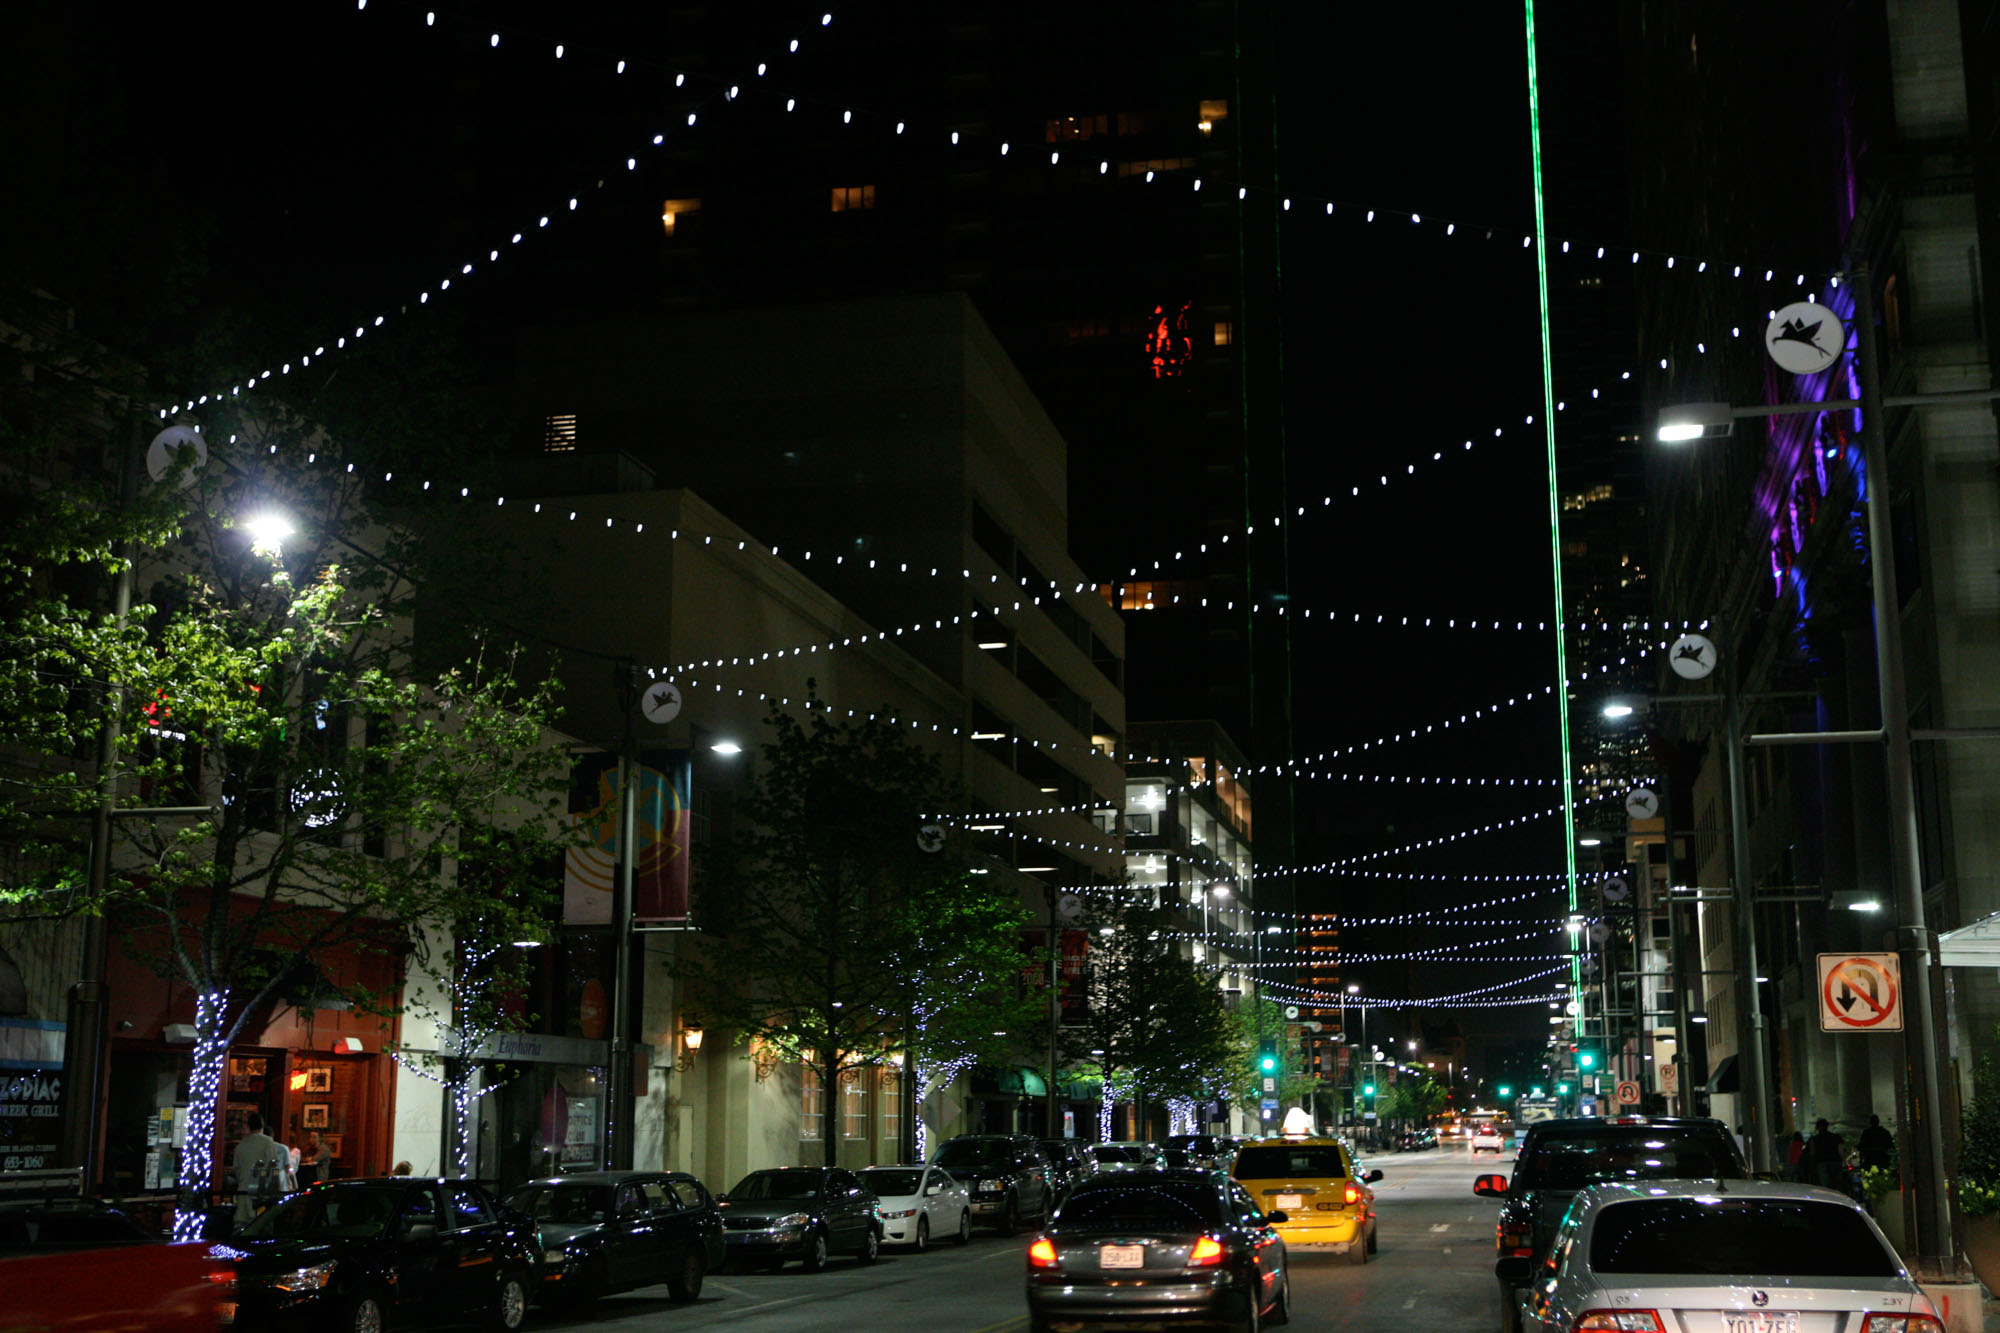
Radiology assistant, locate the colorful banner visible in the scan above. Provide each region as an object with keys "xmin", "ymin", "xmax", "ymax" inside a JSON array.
[{"xmin": 564, "ymin": 749, "xmax": 691, "ymax": 924}]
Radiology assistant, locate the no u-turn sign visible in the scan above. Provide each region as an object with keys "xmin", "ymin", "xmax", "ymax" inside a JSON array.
[{"xmin": 1817, "ymin": 952, "xmax": 1902, "ymax": 1033}]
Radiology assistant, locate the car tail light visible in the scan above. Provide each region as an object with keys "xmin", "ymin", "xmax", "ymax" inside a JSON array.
[
  {"xmin": 1497, "ymin": 1223, "xmax": 1532, "ymax": 1256},
  {"xmin": 1573, "ymin": 1312, "xmax": 1664, "ymax": 1332},
  {"xmin": 1861, "ymin": 1316, "xmax": 1946, "ymax": 1332},
  {"xmin": 1343, "ymin": 1183, "xmax": 1361, "ymax": 1205},
  {"xmin": 1189, "ymin": 1235, "xmax": 1225, "ymax": 1267},
  {"xmin": 1027, "ymin": 1237, "xmax": 1059, "ymax": 1269}
]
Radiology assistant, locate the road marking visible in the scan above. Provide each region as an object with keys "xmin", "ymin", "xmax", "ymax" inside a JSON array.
[
  {"xmin": 1429, "ymin": 1224, "xmax": 1450, "ymax": 1233},
  {"xmin": 1442, "ymin": 1247, "xmax": 1452, "ymax": 1254},
  {"xmin": 1403, "ymin": 1297, "xmax": 1418, "ymax": 1309}
]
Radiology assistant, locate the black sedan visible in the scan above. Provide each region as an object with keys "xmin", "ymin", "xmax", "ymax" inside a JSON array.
[
  {"xmin": 1024, "ymin": 1169, "xmax": 1290, "ymax": 1333},
  {"xmin": 220, "ymin": 1177, "xmax": 538, "ymax": 1333},
  {"xmin": 503, "ymin": 1171, "xmax": 724, "ymax": 1309},
  {"xmin": 716, "ymin": 1167, "xmax": 881, "ymax": 1271}
]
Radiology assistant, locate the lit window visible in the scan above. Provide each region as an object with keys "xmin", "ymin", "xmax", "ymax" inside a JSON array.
[
  {"xmin": 661, "ymin": 198, "xmax": 701, "ymax": 236},
  {"xmin": 801, "ymin": 1065, "xmax": 824, "ymax": 1140},
  {"xmin": 881, "ymin": 1067, "xmax": 901, "ymax": 1148},
  {"xmin": 1213, "ymin": 321, "xmax": 1235, "ymax": 347},
  {"xmin": 542, "ymin": 414, "xmax": 577, "ymax": 453},
  {"xmin": 842, "ymin": 1071, "xmax": 870, "ymax": 1139},
  {"xmin": 1198, "ymin": 99, "xmax": 1229, "ymax": 134},
  {"xmin": 830, "ymin": 184, "xmax": 876, "ymax": 212}
]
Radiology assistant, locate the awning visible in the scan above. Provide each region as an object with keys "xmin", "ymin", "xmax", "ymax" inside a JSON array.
[
  {"xmin": 1938, "ymin": 911, "xmax": 2000, "ymax": 967},
  {"xmin": 971, "ymin": 1067, "xmax": 1048, "ymax": 1098},
  {"xmin": 1707, "ymin": 1054, "xmax": 1739, "ymax": 1094}
]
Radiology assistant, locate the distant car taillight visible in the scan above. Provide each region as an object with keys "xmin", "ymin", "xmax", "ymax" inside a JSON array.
[
  {"xmin": 1574, "ymin": 1311, "xmax": 1664, "ymax": 1331},
  {"xmin": 1027, "ymin": 1237, "xmax": 1059, "ymax": 1269},
  {"xmin": 1188, "ymin": 1235, "xmax": 1225, "ymax": 1267}
]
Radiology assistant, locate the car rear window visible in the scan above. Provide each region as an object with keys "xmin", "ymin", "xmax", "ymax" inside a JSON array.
[
  {"xmin": 1058, "ymin": 1180, "xmax": 1221, "ymax": 1231},
  {"xmin": 1515, "ymin": 1128, "xmax": 1744, "ymax": 1189},
  {"xmin": 1590, "ymin": 1197, "xmax": 1900, "ymax": 1277},
  {"xmin": 860, "ymin": 1169, "xmax": 924, "ymax": 1196},
  {"xmin": 1234, "ymin": 1146, "xmax": 1348, "ymax": 1179},
  {"xmin": 505, "ymin": 1184, "xmax": 614, "ymax": 1224},
  {"xmin": 935, "ymin": 1139, "xmax": 1009, "ymax": 1168}
]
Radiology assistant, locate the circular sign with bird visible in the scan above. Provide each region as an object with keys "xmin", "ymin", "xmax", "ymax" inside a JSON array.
[
  {"xmin": 639, "ymin": 680, "xmax": 683, "ymax": 725},
  {"xmin": 1765, "ymin": 300, "xmax": 1845, "ymax": 375},
  {"xmin": 915, "ymin": 823, "xmax": 946, "ymax": 854},
  {"xmin": 1668, "ymin": 633, "xmax": 1718, "ymax": 680},
  {"xmin": 1624, "ymin": 787, "xmax": 1661, "ymax": 821}
]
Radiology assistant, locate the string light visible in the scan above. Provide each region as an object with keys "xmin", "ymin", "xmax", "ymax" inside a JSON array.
[{"xmin": 171, "ymin": 991, "xmax": 228, "ymax": 1242}]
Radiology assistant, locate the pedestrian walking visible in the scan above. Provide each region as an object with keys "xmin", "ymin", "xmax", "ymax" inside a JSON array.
[
  {"xmin": 1858, "ymin": 1114, "xmax": 1894, "ymax": 1169},
  {"xmin": 1804, "ymin": 1117, "xmax": 1846, "ymax": 1191},
  {"xmin": 1786, "ymin": 1131, "xmax": 1805, "ymax": 1180}
]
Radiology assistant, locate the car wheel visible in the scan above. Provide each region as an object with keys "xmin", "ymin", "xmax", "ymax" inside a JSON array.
[
  {"xmin": 912, "ymin": 1216, "xmax": 929, "ymax": 1252},
  {"xmin": 340, "ymin": 1293, "xmax": 388, "ymax": 1333},
  {"xmin": 1367, "ymin": 1221, "xmax": 1378, "ymax": 1255},
  {"xmin": 801, "ymin": 1228, "xmax": 830, "ymax": 1272},
  {"xmin": 954, "ymin": 1209, "xmax": 971, "ymax": 1245},
  {"xmin": 560, "ymin": 1257, "xmax": 607, "ymax": 1313},
  {"xmin": 667, "ymin": 1251, "xmax": 705, "ymax": 1303},
  {"xmin": 856, "ymin": 1226, "xmax": 880, "ymax": 1265},
  {"xmin": 490, "ymin": 1272, "xmax": 529, "ymax": 1332},
  {"xmin": 996, "ymin": 1195, "xmax": 1019, "ymax": 1236},
  {"xmin": 1235, "ymin": 1288, "xmax": 1263, "ymax": 1333},
  {"xmin": 1348, "ymin": 1232, "xmax": 1369, "ymax": 1266},
  {"xmin": 1265, "ymin": 1271, "xmax": 1292, "ymax": 1326}
]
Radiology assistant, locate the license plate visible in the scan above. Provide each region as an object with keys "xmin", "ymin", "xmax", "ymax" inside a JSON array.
[
  {"xmin": 1721, "ymin": 1314, "xmax": 1798, "ymax": 1333},
  {"xmin": 1100, "ymin": 1244, "xmax": 1144, "ymax": 1269},
  {"xmin": 1274, "ymin": 1194, "xmax": 1304, "ymax": 1211}
]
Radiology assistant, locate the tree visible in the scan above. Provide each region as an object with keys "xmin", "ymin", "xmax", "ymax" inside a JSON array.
[
  {"xmin": 0, "ymin": 394, "xmax": 574, "ymax": 1238},
  {"xmin": 1063, "ymin": 895, "xmax": 1240, "ymax": 1140},
  {"xmin": 676, "ymin": 693, "xmax": 1034, "ymax": 1167}
]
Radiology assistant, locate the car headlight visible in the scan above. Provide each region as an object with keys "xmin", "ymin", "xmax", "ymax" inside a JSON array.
[
  {"xmin": 273, "ymin": 1261, "xmax": 337, "ymax": 1294},
  {"xmin": 880, "ymin": 1207, "xmax": 917, "ymax": 1219},
  {"xmin": 772, "ymin": 1212, "xmax": 811, "ymax": 1231},
  {"xmin": 978, "ymin": 1179, "xmax": 1005, "ymax": 1192}
]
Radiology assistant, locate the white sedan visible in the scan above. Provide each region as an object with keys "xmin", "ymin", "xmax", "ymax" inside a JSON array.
[
  {"xmin": 858, "ymin": 1164, "xmax": 970, "ymax": 1251},
  {"xmin": 1511, "ymin": 1180, "xmax": 1942, "ymax": 1333},
  {"xmin": 1472, "ymin": 1126, "xmax": 1507, "ymax": 1153}
]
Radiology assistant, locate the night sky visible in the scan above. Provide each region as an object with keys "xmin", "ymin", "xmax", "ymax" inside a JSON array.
[{"xmin": 8, "ymin": 0, "xmax": 1644, "ymax": 1086}]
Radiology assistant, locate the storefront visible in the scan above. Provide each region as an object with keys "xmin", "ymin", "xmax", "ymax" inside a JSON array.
[{"xmin": 468, "ymin": 1030, "xmax": 608, "ymax": 1192}]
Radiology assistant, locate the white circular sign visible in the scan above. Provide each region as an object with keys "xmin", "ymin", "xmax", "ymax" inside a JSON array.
[
  {"xmin": 1581, "ymin": 955, "xmax": 1602, "ymax": 976},
  {"xmin": 1601, "ymin": 877, "xmax": 1631, "ymax": 904},
  {"xmin": 147, "ymin": 425, "xmax": 208, "ymax": 487},
  {"xmin": 1668, "ymin": 633, "xmax": 1718, "ymax": 680},
  {"xmin": 1056, "ymin": 893, "xmax": 1084, "ymax": 922},
  {"xmin": 1765, "ymin": 301, "xmax": 1844, "ymax": 375},
  {"xmin": 639, "ymin": 680, "xmax": 683, "ymax": 725},
  {"xmin": 1624, "ymin": 787, "xmax": 1660, "ymax": 821},
  {"xmin": 915, "ymin": 823, "xmax": 946, "ymax": 854},
  {"xmin": 1564, "ymin": 999, "xmax": 1582, "ymax": 1015},
  {"xmin": 1589, "ymin": 922, "xmax": 1612, "ymax": 946},
  {"xmin": 1283, "ymin": 1005, "xmax": 1300, "ymax": 1020}
]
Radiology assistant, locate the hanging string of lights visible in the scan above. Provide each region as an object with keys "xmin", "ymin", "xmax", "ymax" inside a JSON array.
[{"xmin": 1262, "ymin": 964, "xmax": 1571, "ymax": 1007}]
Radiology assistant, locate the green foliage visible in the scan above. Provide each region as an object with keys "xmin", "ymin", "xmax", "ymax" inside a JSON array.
[
  {"xmin": 677, "ymin": 692, "xmax": 1035, "ymax": 1165},
  {"xmin": 1961, "ymin": 1049, "xmax": 2000, "ymax": 1216}
]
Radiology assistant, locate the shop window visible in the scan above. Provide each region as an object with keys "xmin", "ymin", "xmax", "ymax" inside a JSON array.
[
  {"xmin": 1213, "ymin": 320, "xmax": 1234, "ymax": 347},
  {"xmin": 830, "ymin": 184, "xmax": 876, "ymax": 212},
  {"xmin": 842, "ymin": 1071, "xmax": 870, "ymax": 1139},
  {"xmin": 801, "ymin": 1066, "xmax": 824, "ymax": 1139}
]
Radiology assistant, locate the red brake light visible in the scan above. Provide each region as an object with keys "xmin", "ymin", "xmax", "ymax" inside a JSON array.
[
  {"xmin": 1343, "ymin": 1183, "xmax": 1361, "ymax": 1205},
  {"xmin": 1861, "ymin": 1316, "xmax": 1946, "ymax": 1333},
  {"xmin": 1189, "ymin": 1235, "xmax": 1225, "ymax": 1267},
  {"xmin": 1027, "ymin": 1237, "xmax": 1059, "ymax": 1269},
  {"xmin": 1575, "ymin": 1312, "xmax": 1664, "ymax": 1332}
]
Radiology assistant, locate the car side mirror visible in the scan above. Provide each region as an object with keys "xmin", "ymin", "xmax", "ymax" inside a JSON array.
[
  {"xmin": 1364, "ymin": 1169, "xmax": 1384, "ymax": 1184},
  {"xmin": 1473, "ymin": 1174, "xmax": 1509, "ymax": 1197},
  {"xmin": 1265, "ymin": 1210, "xmax": 1289, "ymax": 1225},
  {"xmin": 925, "ymin": 1184, "xmax": 942, "ymax": 1196},
  {"xmin": 1495, "ymin": 1256, "xmax": 1535, "ymax": 1283},
  {"xmin": 715, "ymin": 1194, "xmax": 728, "ymax": 1203}
]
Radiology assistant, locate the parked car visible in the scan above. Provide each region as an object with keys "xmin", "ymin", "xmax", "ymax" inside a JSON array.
[
  {"xmin": 717, "ymin": 1167, "xmax": 880, "ymax": 1270},
  {"xmin": 1475, "ymin": 1115, "xmax": 1748, "ymax": 1333},
  {"xmin": 1232, "ymin": 1135, "xmax": 1382, "ymax": 1264},
  {"xmin": 0, "ymin": 1197, "xmax": 159, "ymax": 1259},
  {"xmin": 1036, "ymin": 1140, "xmax": 1095, "ymax": 1195},
  {"xmin": 933, "ymin": 1134, "xmax": 1053, "ymax": 1234},
  {"xmin": 1164, "ymin": 1134, "xmax": 1230, "ymax": 1169},
  {"xmin": 221, "ymin": 1176, "xmax": 539, "ymax": 1333},
  {"xmin": 1025, "ymin": 1168, "xmax": 1290, "ymax": 1330},
  {"xmin": 1091, "ymin": 1141, "xmax": 1163, "ymax": 1173},
  {"xmin": 0, "ymin": 1240, "xmax": 228, "ymax": 1333},
  {"xmin": 857, "ymin": 1164, "xmax": 971, "ymax": 1250},
  {"xmin": 1506, "ymin": 1180, "xmax": 1942, "ymax": 1332},
  {"xmin": 1398, "ymin": 1127, "xmax": 1438, "ymax": 1151},
  {"xmin": 502, "ymin": 1170, "xmax": 724, "ymax": 1309}
]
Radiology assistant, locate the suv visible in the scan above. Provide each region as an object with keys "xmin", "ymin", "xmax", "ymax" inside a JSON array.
[
  {"xmin": 932, "ymin": 1134, "xmax": 1051, "ymax": 1234},
  {"xmin": 1474, "ymin": 1115, "xmax": 1747, "ymax": 1332},
  {"xmin": 1036, "ymin": 1140, "xmax": 1092, "ymax": 1196}
]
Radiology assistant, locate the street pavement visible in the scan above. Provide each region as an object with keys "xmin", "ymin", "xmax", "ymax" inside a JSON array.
[{"xmin": 533, "ymin": 1140, "xmax": 1510, "ymax": 1331}]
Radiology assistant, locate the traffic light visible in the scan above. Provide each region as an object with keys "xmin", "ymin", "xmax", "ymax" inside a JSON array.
[
  {"xmin": 1530, "ymin": 1085, "xmax": 1544, "ymax": 1098},
  {"xmin": 1577, "ymin": 1049, "xmax": 1599, "ymax": 1073},
  {"xmin": 1557, "ymin": 1082, "xmax": 1571, "ymax": 1095},
  {"xmin": 1257, "ymin": 1038, "xmax": 1279, "ymax": 1076},
  {"xmin": 1362, "ymin": 1082, "xmax": 1376, "ymax": 1097},
  {"xmin": 1497, "ymin": 1085, "xmax": 1512, "ymax": 1099}
]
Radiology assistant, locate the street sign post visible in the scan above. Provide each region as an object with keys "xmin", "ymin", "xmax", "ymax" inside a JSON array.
[
  {"xmin": 1816, "ymin": 952, "xmax": 1903, "ymax": 1033},
  {"xmin": 1615, "ymin": 1080, "xmax": 1642, "ymax": 1106}
]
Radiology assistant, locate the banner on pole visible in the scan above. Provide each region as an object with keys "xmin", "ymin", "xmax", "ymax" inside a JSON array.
[{"xmin": 564, "ymin": 748, "xmax": 692, "ymax": 924}]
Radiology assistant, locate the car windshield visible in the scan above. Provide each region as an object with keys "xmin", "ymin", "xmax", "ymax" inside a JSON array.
[
  {"xmin": 1514, "ymin": 1129, "xmax": 1745, "ymax": 1189},
  {"xmin": 503, "ymin": 1184, "xmax": 614, "ymax": 1225},
  {"xmin": 935, "ymin": 1140, "xmax": 1009, "ymax": 1168},
  {"xmin": 238, "ymin": 1186, "xmax": 402, "ymax": 1240},
  {"xmin": 1234, "ymin": 1146, "xmax": 1347, "ymax": 1179},
  {"xmin": 860, "ymin": 1170, "xmax": 924, "ymax": 1197},
  {"xmin": 728, "ymin": 1173, "xmax": 821, "ymax": 1202},
  {"xmin": 1590, "ymin": 1197, "xmax": 1900, "ymax": 1277},
  {"xmin": 1058, "ymin": 1181, "xmax": 1220, "ymax": 1232},
  {"xmin": 1093, "ymin": 1145, "xmax": 1148, "ymax": 1163}
]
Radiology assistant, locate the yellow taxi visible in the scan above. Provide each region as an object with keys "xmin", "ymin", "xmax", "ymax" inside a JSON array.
[{"xmin": 1229, "ymin": 1136, "xmax": 1382, "ymax": 1264}]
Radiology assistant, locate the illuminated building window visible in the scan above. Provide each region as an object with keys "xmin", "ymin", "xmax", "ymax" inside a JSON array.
[
  {"xmin": 661, "ymin": 198, "xmax": 701, "ymax": 236},
  {"xmin": 830, "ymin": 184, "xmax": 876, "ymax": 212},
  {"xmin": 842, "ymin": 1072, "xmax": 870, "ymax": 1138},
  {"xmin": 1198, "ymin": 99, "xmax": 1229, "ymax": 134},
  {"xmin": 1045, "ymin": 113, "xmax": 1111, "ymax": 142},
  {"xmin": 882, "ymin": 1068, "xmax": 901, "ymax": 1147},
  {"xmin": 1116, "ymin": 111, "xmax": 1148, "ymax": 135},
  {"xmin": 1115, "ymin": 157, "xmax": 1194, "ymax": 178},
  {"xmin": 1146, "ymin": 302, "xmax": 1194, "ymax": 379},
  {"xmin": 801, "ymin": 1065, "xmax": 824, "ymax": 1139},
  {"xmin": 1102, "ymin": 580, "xmax": 1200, "ymax": 611},
  {"xmin": 542, "ymin": 414, "xmax": 577, "ymax": 453},
  {"xmin": 1213, "ymin": 320, "xmax": 1235, "ymax": 347}
]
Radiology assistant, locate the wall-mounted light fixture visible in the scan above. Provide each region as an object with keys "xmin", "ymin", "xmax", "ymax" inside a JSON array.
[{"xmin": 676, "ymin": 1022, "xmax": 705, "ymax": 1072}]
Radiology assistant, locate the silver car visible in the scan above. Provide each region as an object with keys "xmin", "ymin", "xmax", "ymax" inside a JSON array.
[{"xmin": 1505, "ymin": 1180, "xmax": 1944, "ymax": 1333}]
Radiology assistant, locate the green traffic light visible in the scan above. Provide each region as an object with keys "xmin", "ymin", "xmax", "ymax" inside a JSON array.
[
  {"xmin": 1363, "ymin": 1083, "xmax": 1376, "ymax": 1096},
  {"xmin": 1578, "ymin": 1050, "xmax": 1597, "ymax": 1071},
  {"xmin": 1558, "ymin": 1082, "xmax": 1571, "ymax": 1094},
  {"xmin": 1258, "ymin": 1054, "xmax": 1278, "ymax": 1074},
  {"xmin": 1497, "ymin": 1085, "xmax": 1512, "ymax": 1098},
  {"xmin": 1530, "ymin": 1086, "xmax": 1544, "ymax": 1097}
]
